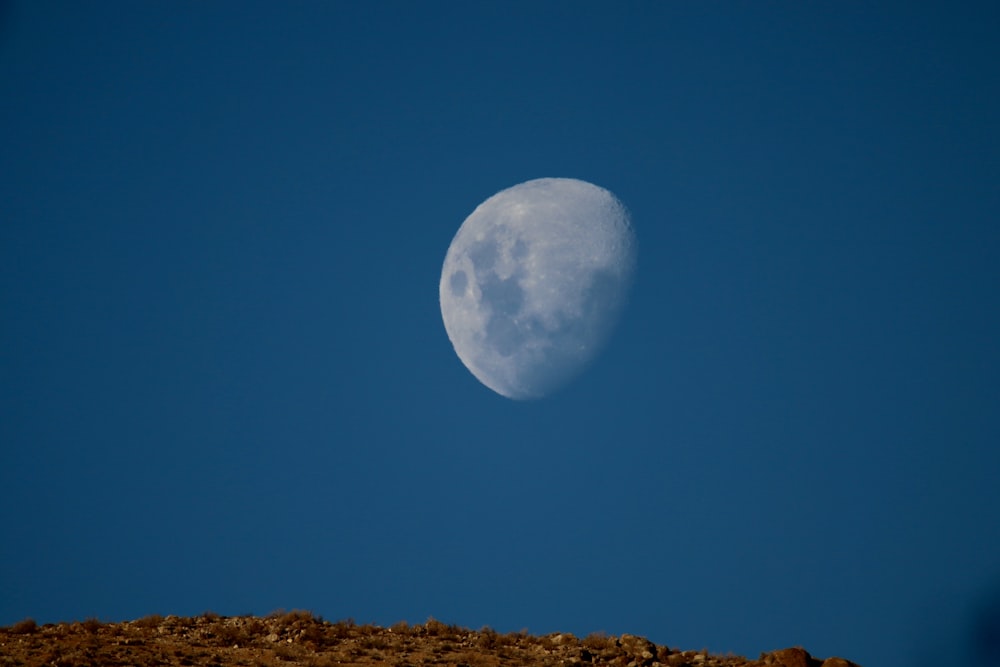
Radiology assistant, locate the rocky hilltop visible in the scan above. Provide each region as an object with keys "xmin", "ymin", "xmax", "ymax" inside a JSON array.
[{"xmin": 0, "ymin": 612, "xmax": 860, "ymax": 667}]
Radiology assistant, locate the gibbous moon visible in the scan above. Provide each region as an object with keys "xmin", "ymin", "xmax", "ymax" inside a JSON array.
[{"xmin": 440, "ymin": 177, "xmax": 636, "ymax": 400}]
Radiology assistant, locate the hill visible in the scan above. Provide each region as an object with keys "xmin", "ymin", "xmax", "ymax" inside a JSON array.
[{"xmin": 0, "ymin": 612, "xmax": 860, "ymax": 667}]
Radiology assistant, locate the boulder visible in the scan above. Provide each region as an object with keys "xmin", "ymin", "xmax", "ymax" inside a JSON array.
[
  {"xmin": 761, "ymin": 647, "xmax": 820, "ymax": 667},
  {"xmin": 619, "ymin": 634, "xmax": 659, "ymax": 665},
  {"xmin": 820, "ymin": 659, "xmax": 859, "ymax": 667}
]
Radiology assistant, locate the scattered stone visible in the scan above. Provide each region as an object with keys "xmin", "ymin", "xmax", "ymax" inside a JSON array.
[{"xmin": 620, "ymin": 633, "xmax": 658, "ymax": 660}]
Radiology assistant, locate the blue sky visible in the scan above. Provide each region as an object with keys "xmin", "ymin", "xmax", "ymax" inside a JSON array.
[{"xmin": 2, "ymin": 3, "xmax": 999, "ymax": 666}]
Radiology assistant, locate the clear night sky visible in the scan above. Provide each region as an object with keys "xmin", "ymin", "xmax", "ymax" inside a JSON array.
[{"xmin": 2, "ymin": 3, "xmax": 999, "ymax": 667}]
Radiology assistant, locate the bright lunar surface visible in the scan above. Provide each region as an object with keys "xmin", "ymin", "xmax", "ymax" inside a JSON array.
[{"xmin": 440, "ymin": 177, "xmax": 637, "ymax": 400}]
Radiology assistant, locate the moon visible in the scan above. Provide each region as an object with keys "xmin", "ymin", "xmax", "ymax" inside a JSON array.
[{"xmin": 439, "ymin": 177, "xmax": 636, "ymax": 400}]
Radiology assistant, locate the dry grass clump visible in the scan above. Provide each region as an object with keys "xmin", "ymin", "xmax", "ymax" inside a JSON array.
[
  {"xmin": 10, "ymin": 618, "xmax": 37, "ymax": 634},
  {"xmin": 213, "ymin": 621, "xmax": 247, "ymax": 646},
  {"xmin": 389, "ymin": 619, "xmax": 412, "ymax": 634},
  {"xmin": 582, "ymin": 630, "xmax": 616, "ymax": 651},
  {"xmin": 134, "ymin": 614, "xmax": 164, "ymax": 628},
  {"xmin": 268, "ymin": 609, "xmax": 315, "ymax": 624},
  {"xmin": 477, "ymin": 625, "xmax": 500, "ymax": 649},
  {"xmin": 421, "ymin": 616, "xmax": 465, "ymax": 639}
]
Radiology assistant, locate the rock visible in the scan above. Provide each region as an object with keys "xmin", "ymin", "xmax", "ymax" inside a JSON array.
[
  {"xmin": 619, "ymin": 634, "xmax": 659, "ymax": 666},
  {"xmin": 820, "ymin": 659, "xmax": 859, "ymax": 667},
  {"xmin": 763, "ymin": 647, "xmax": 819, "ymax": 667}
]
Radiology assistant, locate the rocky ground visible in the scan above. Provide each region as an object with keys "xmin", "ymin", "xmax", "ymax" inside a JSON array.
[{"xmin": 0, "ymin": 612, "xmax": 861, "ymax": 667}]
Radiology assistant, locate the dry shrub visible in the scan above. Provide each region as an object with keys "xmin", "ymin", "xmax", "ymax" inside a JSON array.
[
  {"xmin": 82, "ymin": 618, "xmax": 102, "ymax": 633},
  {"xmin": 215, "ymin": 624, "xmax": 245, "ymax": 646},
  {"xmin": 390, "ymin": 620, "xmax": 411, "ymax": 634},
  {"xmin": 10, "ymin": 618, "xmax": 37, "ymax": 634},
  {"xmin": 299, "ymin": 621, "xmax": 329, "ymax": 646},
  {"xmin": 478, "ymin": 626, "xmax": 498, "ymax": 648},
  {"xmin": 134, "ymin": 614, "xmax": 164, "ymax": 629},
  {"xmin": 244, "ymin": 617, "xmax": 266, "ymax": 637},
  {"xmin": 582, "ymin": 631, "xmax": 615, "ymax": 652},
  {"xmin": 503, "ymin": 630, "xmax": 526, "ymax": 646},
  {"xmin": 424, "ymin": 617, "xmax": 464, "ymax": 640},
  {"xmin": 424, "ymin": 617, "xmax": 448, "ymax": 636},
  {"xmin": 277, "ymin": 609, "xmax": 313, "ymax": 625},
  {"xmin": 328, "ymin": 619, "xmax": 355, "ymax": 640}
]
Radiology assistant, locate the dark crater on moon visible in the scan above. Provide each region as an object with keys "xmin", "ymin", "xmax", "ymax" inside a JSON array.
[
  {"xmin": 481, "ymin": 274, "xmax": 527, "ymax": 357},
  {"xmin": 511, "ymin": 237, "xmax": 529, "ymax": 259},
  {"xmin": 449, "ymin": 271, "xmax": 467, "ymax": 297},
  {"xmin": 465, "ymin": 240, "xmax": 626, "ymax": 368},
  {"xmin": 468, "ymin": 239, "xmax": 500, "ymax": 271}
]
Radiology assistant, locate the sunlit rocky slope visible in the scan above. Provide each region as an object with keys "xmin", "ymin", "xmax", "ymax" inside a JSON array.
[{"xmin": 0, "ymin": 611, "xmax": 861, "ymax": 667}]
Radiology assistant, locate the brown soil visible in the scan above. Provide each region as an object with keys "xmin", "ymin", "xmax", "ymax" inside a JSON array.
[{"xmin": 0, "ymin": 612, "xmax": 860, "ymax": 667}]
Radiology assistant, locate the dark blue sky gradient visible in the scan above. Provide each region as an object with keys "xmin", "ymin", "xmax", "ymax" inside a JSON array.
[{"xmin": 2, "ymin": 3, "xmax": 999, "ymax": 667}]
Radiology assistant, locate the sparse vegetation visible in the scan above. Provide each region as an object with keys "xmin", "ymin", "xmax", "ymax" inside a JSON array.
[
  {"xmin": 10, "ymin": 617, "xmax": 37, "ymax": 634},
  {"xmin": 269, "ymin": 608, "xmax": 314, "ymax": 624},
  {"xmin": 328, "ymin": 618, "xmax": 355, "ymax": 640},
  {"xmin": 422, "ymin": 616, "xmax": 449, "ymax": 636},
  {"xmin": 134, "ymin": 613, "xmax": 164, "ymax": 628},
  {"xmin": 214, "ymin": 622, "xmax": 244, "ymax": 646},
  {"xmin": 477, "ymin": 625, "xmax": 499, "ymax": 649},
  {"xmin": 0, "ymin": 615, "xmax": 857, "ymax": 667},
  {"xmin": 582, "ymin": 630, "xmax": 616, "ymax": 651},
  {"xmin": 299, "ymin": 619, "xmax": 329, "ymax": 646}
]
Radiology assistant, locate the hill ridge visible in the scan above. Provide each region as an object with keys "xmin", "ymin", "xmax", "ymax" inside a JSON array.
[{"xmin": 0, "ymin": 612, "xmax": 861, "ymax": 667}]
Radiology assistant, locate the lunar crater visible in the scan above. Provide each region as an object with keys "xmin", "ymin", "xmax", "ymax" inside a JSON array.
[{"xmin": 449, "ymin": 271, "xmax": 468, "ymax": 297}]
